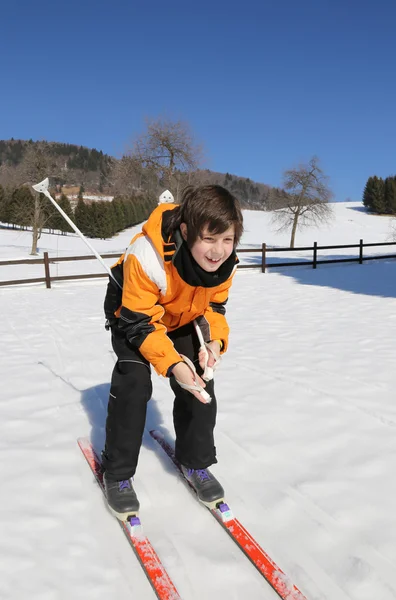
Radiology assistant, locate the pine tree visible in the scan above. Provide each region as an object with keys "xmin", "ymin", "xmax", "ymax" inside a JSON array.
[
  {"xmin": 0, "ymin": 185, "xmax": 5, "ymax": 222},
  {"xmin": 111, "ymin": 197, "xmax": 126, "ymax": 231},
  {"xmin": 41, "ymin": 192, "xmax": 59, "ymax": 233},
  {"xmin": 75, "ymin": 198, "xmax": 91, "ymax": 235},
  {"xmin": 134, "ymin": 197, "xmax": 145, "ymax": 224},
  {"xmin": 89, "ymin": 201, "xmax": 116, "ymax": 238},
  {"xmin": 384, "ymin": 177, "xmax": 396, "ymax": 214},
  {"xmin": 102, "ymin": 202, "xmax": 116, "ymax": 238},
  {"xmin": 362, "ymin": 176, "xmax": 385, "ymax": 213},
  {"xmin": 10, "ymin": 186, "xmax": 35, "ymax": 228},
  {"xmin": 122, "ymin": 197, "xmax": 136, "ymax": 226},
  {"xmin": 56, "ymin": 194, "xmax": 74, "ymax": 233},
  {"xmin": 3, "ymin": 188, "xmax": 18, "ymax": 226},
  {"xmin": 362, "ymin": 177, "xmax": 374, "ymax": 210}
]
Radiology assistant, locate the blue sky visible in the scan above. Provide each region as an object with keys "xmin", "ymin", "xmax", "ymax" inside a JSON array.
[{"xmin": 1, "ymin": 0, "xmax": 395, "ymax": 201}]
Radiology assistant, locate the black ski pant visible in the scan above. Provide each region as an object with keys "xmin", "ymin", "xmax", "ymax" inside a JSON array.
[{"xmin": 102, "ymin": 322, "xmax": 217, "ymax": 482}]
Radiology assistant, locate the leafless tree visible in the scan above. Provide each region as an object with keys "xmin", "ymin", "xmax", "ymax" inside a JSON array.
[
  {"xmin": 271, "ymin": 156, "xmax": 334, "ymax": 248},
  {"xmin": 110, "ymin": 155, "xmax": 157, "ymax": 198},
  {"xmin": 129, "ymin": 117, "xmax": 204, "ymax": 198},
  {"xmin": 0, "ymin": 163, "xmax": 23, "ymax": 189},
  {"xmin": 19, "ymin": 142, "xmax": 59, "ymax": 254}
]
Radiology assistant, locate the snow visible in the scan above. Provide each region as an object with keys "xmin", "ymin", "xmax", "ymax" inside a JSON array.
[{"xmin": 1, "ymin": 202, "xmax": 396, "ymax": 599}]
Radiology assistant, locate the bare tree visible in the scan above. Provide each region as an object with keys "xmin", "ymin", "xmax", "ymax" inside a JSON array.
[
  {"xmin": 20, "ymin": 142, "xmax": 59, "ymax": 254},
  {"xmin": 271, "ymin": 156, "xmax": 334, "ymax": 248},
  {"xmin": 110, "ymin": 155, "xmax": 157, "ymax": 198},
  {"xmin": 129, "ymin": 117, "xmax": 204, "ymax": 198},
  {"xmin": 0, "ymin": 163, "xmax": 24, "ymax": 189}
]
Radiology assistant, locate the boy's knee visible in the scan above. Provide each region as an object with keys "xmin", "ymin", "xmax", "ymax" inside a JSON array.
[
  {"xmin": 117, "ymin": 359, "xmax": 149, "ymax": 376},
  {"xmin": 113, "ymin": 361, "xmax": 152, "ymax": 398}
]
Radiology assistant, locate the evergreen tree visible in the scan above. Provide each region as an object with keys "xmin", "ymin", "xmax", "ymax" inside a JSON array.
[
  {"xmin": 141, "ymin": 194, "xmax": 156, "ymax": 220},
  {"xmin": 111, "ymin": 197, "xmax": 126, "ymax": 231},
  {"xmin": 75, "ymin": 198, "xmax": 91, "ymax": 235},
  {"xmin": 56, "ymin": 194, "xmax": 74, "ymax": 233},
  {"xmin": 10, "ymin": 186, "xmax": 35, "ymax": 228},
  {"xmin": 41, "ymin": 192, "xmax": 59, "ymax": 233},
  {"xmin": 384, "ymin": 177, "xmax": 396, "ymax": 214},
  {"xmin": 363, "ymin": 176, "xmax": 385, "ymax": 213},
  {"xmin": 113, "ymin": 195, "xmax": 128, "ymax": 225},
  {"xmin": 133, "ymin": 197, "xmax": 145, "ymax": 224},
  {"xmin": 3, "ymin": 188, "xmax": 18, "ymax": 226},
  {"xmin": 122, "ymin": 197, "xmax": 137, "ymax": 226},
  {"xmin": 87, "ymin": 202, "xmax": 99, "ymax": 237},
  {"xmin": 101, "ymin": 202, "xmax": 116, "ymax": 238},
  {"xmin": 89, "ymin": 201, "xmax": 116, "ymax": 238},
  {"xmin": 362, "ymin": 178, "xmax": 373, "ymax": 210},
  {"xmin": 0, "ymin": 185, "xmax": 5, "ymax": 222},
  {"xmin": 99, "ymin": 169, "xmax": 106, "ymax": 193}
]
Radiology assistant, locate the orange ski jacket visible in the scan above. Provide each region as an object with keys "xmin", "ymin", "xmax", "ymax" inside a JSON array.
[{"xmin": 110, "ymin": 203, "xmax": 238, "ymax": 377}]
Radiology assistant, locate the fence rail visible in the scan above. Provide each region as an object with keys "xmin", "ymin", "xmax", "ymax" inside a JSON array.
[{"xmin": 1, "ymin": 240, "xmax": 396, "ymax": 287}]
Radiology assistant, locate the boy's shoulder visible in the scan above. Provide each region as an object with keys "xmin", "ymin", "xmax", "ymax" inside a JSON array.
[{"xmin": 140, "ymin": 203, "xmax": 178, "ymax": 255}]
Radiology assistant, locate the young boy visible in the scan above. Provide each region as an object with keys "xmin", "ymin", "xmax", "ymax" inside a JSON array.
[{"xmin": 102, "ymin": 185, "xmax": 243, "ymax": 521}]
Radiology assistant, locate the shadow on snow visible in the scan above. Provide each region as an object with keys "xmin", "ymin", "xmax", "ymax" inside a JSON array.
[
  {"xmin": 80, "ymin": 382, "xmax": 178, "ymax": 477},
  {"xmin": 241, "ymin": 253, "xmax": 396, "ymax": 299}
]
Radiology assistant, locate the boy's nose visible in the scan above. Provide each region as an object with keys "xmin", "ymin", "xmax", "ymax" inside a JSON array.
[{"xmin": 213, "ymin": 240, "xmax": 223, "ymax": 254}]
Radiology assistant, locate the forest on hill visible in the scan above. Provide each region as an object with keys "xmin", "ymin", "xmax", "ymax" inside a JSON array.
[{"xmin": 0, "ymin": 138, "xmax": 288, "ymax": 211}]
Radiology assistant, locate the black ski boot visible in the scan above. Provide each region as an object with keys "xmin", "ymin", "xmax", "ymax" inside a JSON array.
[
  {"xmin": 181, "ymin": 466, "xmax": 224, "ymax": 507},
  {"xmin": 103, "ymin": 473, "xmax": 140, "ymax": 521}
]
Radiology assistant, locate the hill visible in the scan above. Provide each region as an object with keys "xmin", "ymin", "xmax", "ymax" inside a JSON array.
[
  {"xmin": 0, "ymin": 139, "xmax": 113, "ymax": 192},
  {"xmin": 0, "ymin": 138, "xmax": 288, "ymax": 210}
]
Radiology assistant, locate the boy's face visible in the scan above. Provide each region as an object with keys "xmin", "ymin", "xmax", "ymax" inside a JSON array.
[{"xmin": 180, "ymin": 223, "xmax": 235, "ymax": 272}]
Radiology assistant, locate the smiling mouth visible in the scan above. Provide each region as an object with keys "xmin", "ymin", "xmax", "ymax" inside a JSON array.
[{"xmin": 206, "ymin": 257, "xmax": 221, "ymax": 264}]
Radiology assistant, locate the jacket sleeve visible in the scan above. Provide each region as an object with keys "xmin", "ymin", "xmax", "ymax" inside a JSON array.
[
  {"xmin": 118, "ymin": 253, "xmax": 182, "ymax": 377},
  {"xmin": 203, "ymin": 277, "xmax": 234, "ymax": 353}
]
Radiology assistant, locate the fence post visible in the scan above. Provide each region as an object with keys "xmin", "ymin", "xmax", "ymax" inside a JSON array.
[
  {"xmin": 359, "ymin": 239, "xmax": 363, "ymax": 264},
  {"xmin": 43, "ymin": 252, "xmax": 51, "ymax": 289},
  {"xmin": 313, "ymin": 241, "xmax": 318, "ymax": 269},
  {"xmin": 261, "ymin": 243, "xmax": 267, "ymax": 273}
]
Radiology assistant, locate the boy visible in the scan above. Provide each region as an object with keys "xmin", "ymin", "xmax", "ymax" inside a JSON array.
[{"xmin": 103, "ymin": 185, "xmax": 243, "ymax": 520}]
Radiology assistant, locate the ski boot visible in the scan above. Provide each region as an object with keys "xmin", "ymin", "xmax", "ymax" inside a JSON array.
[
  {"xmin": 181, "ymin": 466, "xmax": 224, "ymax": 508},
  {"xmin": 103, "ymin": 473, "xmax": 140, "ymax": 521}
]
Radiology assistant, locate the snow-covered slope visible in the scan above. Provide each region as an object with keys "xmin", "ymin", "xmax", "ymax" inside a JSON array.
[{"xmin": 1, "ymin": 203, "xmax": 396, "ymax": 599}]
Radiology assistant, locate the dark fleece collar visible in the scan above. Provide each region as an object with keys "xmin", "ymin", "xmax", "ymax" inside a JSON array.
[{"xmin": 171, "ymin": 228, "xmax": 238, "ymax": 288}]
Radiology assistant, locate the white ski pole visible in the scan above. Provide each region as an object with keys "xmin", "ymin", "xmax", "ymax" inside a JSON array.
[
  {"xmin": 193, "ymin": 320, "xmax": 213, "ymax": 381},
  {"xmin": 32, "ymin": 178, "xmax": 121, "ymax": 289}
]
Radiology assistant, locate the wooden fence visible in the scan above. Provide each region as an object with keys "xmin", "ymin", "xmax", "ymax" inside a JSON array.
[
  {"xmin": 1, "ymin": 239, "xmax": 396, "ymax": 288},
  {"xmin": 239, "ymin": 239, "xmax": 396, "ymax": 273},
  {"xmin": 0, "ymin": 252, "xmax": 121, "ymax": 288}
]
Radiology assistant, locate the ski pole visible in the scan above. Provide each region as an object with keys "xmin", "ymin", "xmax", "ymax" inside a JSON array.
[
  {"xmin": 193, "ymin": 320, "xmax": 222, "ymax": 382},
  {"xmin": 32, "ymin": 177, "xmax": 121, "ymax": 289},
  {"xmin": 193, "ymin": 321, "xmax": 213, "ymax": 381}
]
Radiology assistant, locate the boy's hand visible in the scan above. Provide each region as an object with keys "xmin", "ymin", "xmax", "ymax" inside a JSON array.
[
  {"xmin": 171, "ymin": 362, "xmax": 208, "ymax": 404},
  {"xmin": 199, "ymin": 340, "xmax": 221, "ymax": 371}
]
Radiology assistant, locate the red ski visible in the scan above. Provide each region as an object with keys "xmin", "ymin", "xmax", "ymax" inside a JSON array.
[
  {"xmin": 149, "ymin": 430, "xmax": 307, "ymax": 600},
  {"xmin": 77, "ymin": 438, "xmax": 181, "ymax": 600}
]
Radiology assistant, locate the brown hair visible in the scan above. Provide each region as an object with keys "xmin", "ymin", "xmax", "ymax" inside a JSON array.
[{"xmin": 165, "ymin": 185, "xmax": 243, "ymax": 247}]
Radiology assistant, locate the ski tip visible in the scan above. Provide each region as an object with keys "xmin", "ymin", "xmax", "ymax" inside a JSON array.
[{"xmin": 77, "ymin": 437, "xmax": 90, "ymax": 449}]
